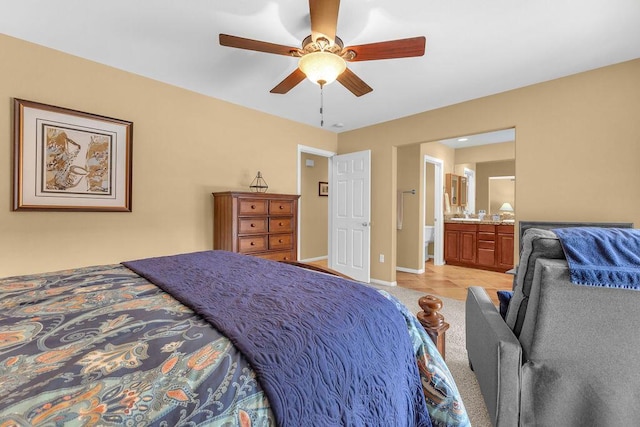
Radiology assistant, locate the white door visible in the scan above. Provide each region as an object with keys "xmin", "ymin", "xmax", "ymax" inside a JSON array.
[{"xmin": 329, "ymin": 150, "xmax": 371, "ymax": 283}]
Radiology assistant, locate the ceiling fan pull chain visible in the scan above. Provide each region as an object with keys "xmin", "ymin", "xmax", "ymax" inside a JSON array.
[{"xmin": 320, "ymin": 83, "xmax": 324, "ymax": 127}]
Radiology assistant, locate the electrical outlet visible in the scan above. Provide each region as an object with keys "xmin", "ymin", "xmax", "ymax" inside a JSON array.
[{"xmin": 379, "ymin": 254, "xmax": 384, "ymax": 263}]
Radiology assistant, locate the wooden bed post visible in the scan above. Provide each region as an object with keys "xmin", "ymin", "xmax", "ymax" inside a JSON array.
[{"xmin": 417, "ymin": 295, "xmax": 450, "ymax": 360}]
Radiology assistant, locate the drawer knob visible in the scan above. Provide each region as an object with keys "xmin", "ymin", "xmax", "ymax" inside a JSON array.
[
  {"xmin": 283, "ymin": 256, "xmax": 289, "ymax": 260},
  {"xmin": 279, "ymin": 222, "xmax": 283, "ymax": 226},
  {"xmin": 278, "ymin": 239, "xmax": 283, "ymax": 243},
  {"xmin": 250, "ymin": 241, "xmax": 255, "ymax": 246},
  {"xmin": 251, "ymin": 205, "xmax": 256, "ymax": 209},
  {"xmin": 250, "ymin": 223, "xmax": 256, "ymax": 228},
  {"xmin": 279, "ymin": 205, "xmax": 284, "ymax": 209}
]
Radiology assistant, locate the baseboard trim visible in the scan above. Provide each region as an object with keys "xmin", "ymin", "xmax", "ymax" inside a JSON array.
[
  {"xmin": 370, "ymin": 278, "xmax": 397, "ymax": 287},
  {"xmin": 396, "ymin": 266, "xmax": 425, "ymax": 274},
  {"xmin": 298, "ymin": 256, "xmax": 328, "ymax": 263}
]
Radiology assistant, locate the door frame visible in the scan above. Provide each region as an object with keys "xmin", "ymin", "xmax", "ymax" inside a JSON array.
[
  {"xmin": 424, "ymin": 154, "xmax": 445, "ymax": 266},
  {"xmin": 297, "ymin": 145, "xmax": 336, "ymax": 262}
]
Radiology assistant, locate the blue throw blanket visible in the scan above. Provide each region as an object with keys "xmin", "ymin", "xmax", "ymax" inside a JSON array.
[
  {"xmin": 553, "ymin": 227, "xmax": 640, "ymax": 289},
  {"xmin": 124, "ymin": 251, "xmax": 431, "ymax": 427}
]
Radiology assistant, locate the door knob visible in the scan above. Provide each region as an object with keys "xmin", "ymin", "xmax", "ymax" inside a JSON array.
[{"xmin": 361, "ymin": 222, "xmax": 370, "ymax": 227}]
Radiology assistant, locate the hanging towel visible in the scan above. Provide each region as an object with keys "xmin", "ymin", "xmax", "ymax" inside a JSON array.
[
  {"xmin": 397, "ymin": 190, "xmax": 404, "ymax": 230},
  {"xmin": 553, "ymin": 227, "xmax": 640, "ymax": 289}
]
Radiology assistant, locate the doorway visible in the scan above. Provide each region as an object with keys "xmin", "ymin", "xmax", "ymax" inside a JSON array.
[
  {"xmin": 297, "ymin": 145, "xmax": 335, "ymax": 262},
  {"xmin": 424, "ymin": 155, "xmax": 444, "ymax": 266},
  {"xmin": 397, "ymin": 128, "xmax": 515, "ymax": 273}
]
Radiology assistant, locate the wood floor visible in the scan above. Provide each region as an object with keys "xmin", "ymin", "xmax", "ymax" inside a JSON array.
[
  {"xmin": 312, "ymin": 259, "xmax": 513, "ymax": 305},
  {"xmin": 397, "ymin": 260, "xmax": 513, "ymax": 305}
]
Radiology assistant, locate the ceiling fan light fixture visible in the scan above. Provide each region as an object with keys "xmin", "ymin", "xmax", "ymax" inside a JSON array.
[{"xmin": 298, "ymin": 51, "xmax": 346, "ymax": 86}]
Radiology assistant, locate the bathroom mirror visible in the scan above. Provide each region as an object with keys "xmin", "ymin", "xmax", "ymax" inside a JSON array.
[
  {"xmin": 459, "ymin": 176, "xmax": 468, "ymax": 206},
  {"xmin": 488, "ymin": 176, "xmax": 515, "ymax": 214},
  {"xmin": 447, "ymin": 173, "xmax": 459, "ymax": 206}
]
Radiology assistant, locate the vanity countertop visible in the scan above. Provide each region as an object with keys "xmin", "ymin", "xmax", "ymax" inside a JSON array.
[{"xmin": 444, "ymin": 218, "xmax": 515, "ymax": 225}]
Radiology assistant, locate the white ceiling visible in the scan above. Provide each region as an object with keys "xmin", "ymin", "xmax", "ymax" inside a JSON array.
[{"xmin": 2, "ymin": 0, "xmax": 639, "ymax": 133}]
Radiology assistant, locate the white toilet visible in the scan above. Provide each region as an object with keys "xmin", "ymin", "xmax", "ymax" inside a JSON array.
[{"xmin": 424, "ymin": 225, "xmax": 435, "ymax": 261}]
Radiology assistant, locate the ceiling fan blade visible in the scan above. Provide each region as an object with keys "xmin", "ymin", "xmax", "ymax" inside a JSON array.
[
  {"xmin": 270, "ymin": 68, "xmax": 307, "ymax": 94},
  {"xmin": 345, "ymin": 36, "xmax": 426, "ymax": 62},
  {"xmin": 219, "ymin": 34, "xmax": 298, "ymax": 56},
  {"xmin": 309, "ymin": 0, "xmax": 340, "ymax": 44},
  {"xmin": 337, "ymin": 68, "xmax": 373, "ymax": 97}
]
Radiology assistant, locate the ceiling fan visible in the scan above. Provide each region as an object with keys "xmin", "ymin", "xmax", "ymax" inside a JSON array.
[{"xmin": 219, "ymin": 0, "xmax": 426, "ymax": 97}]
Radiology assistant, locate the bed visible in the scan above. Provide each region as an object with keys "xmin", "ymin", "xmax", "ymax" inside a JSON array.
[{"xmin": 0, "ymin": 250, "xmax": 469, "ymax": 426}]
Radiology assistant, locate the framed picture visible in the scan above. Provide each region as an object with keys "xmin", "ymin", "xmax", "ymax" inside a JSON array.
[
  {"xmin": 13, "ymin": 99, "xmax": 133, "ymax": 211},
  {"xmin": 318, "ymin": 181, "xmax": 329, "ymax": 197}
]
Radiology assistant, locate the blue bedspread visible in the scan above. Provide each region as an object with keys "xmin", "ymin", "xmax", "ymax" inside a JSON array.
[
  {"xmin": 553, "ymin": 227, "xmax": 640, "ymax": 289},
  {"xmin": 124, "ymin": 251, "xmax": 432, "ymax": 427}
]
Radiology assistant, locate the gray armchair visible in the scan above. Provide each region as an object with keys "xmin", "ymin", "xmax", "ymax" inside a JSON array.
[{"xmin": 466, "ymin": 226, "xmax": 640, "ymax": 426}]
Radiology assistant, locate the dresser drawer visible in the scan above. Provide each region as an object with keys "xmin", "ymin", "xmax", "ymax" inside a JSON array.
[
  {"xmin": 497, "ymin": 225, "xmax": 514, "ymax": 234},
  {"xmin": 478, "ymin": 232, "xmax": 495, "ymax": 242},
  {"xmin": 238, "ymin": 218, "xmax": 268, "ymax": 234},
  {"xmin": 477, "ymin": 248, "xmax": 496, "ymax": 266},
  {"xmin": 238, "ymin": 199, "xmax": 268, "ymax": 215},
  {"xmin": 269, "ymin": 233, "xmax": 293, "ymax": 250},
  {"xmin": 257, "ymin": 250, "xmax": 295, "ymax": 262},
  {"xmin": 269, "ymin": 200, "xmax": 294, "ymax": 215},
  {"xmin": 238, "ymin": 235, "xmax": 268, "ymax": 253},
  {"xmin": 477, "ymin": 240, "xmax": 495, "ymax": 250},
  {"xmin": 269, "ymin": 217, "xmax": 293, "ymax": 233}
]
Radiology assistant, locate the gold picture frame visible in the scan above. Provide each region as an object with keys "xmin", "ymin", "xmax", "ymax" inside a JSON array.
[{"xmin": 13, "ymin": 99, "xmax": 133, "ymax": 211}]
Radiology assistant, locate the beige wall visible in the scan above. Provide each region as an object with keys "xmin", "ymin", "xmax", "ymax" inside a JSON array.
[
  {"xmin": 339, "ymin": 58, "xmax": 640, "ymax": 283},
  {"xmin": 300, "ymin": 153, "xmax": 328, "ymax": 260},
  {"xmin": 0, "ymin": 35, "xmax": 337, "ymax": 276},
  {"xmin": 396, "ymin": 141, "xmax": 456, "ymax": 271},
  {"xmin": 455, "ymin": 140, "xmax": 515, "ymax": 164},
  {"xmin": 3, "ymin": 35, "xmax": 639, "ymax": 283},
  {"xmin": 396, "ymin": 144, "xmax": 421, "ymax": 269}
]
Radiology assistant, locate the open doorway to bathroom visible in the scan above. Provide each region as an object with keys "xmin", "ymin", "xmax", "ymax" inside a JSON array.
[
  {"xmin": 395, "ymin": 128, "xmax": 515, "ymax": 274},
  {"xmin": 424, "ymin": 155, "xmax": 444, "ymax": 266}
]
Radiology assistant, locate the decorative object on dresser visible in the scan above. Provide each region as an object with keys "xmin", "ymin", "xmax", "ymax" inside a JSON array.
[
  {"xmin": 249, "ymin": 171, "xmax": 268, "ymax": 192},
  {"xmin": 212, "ymin": 191, "xmax": 300, "ymax": 261}
]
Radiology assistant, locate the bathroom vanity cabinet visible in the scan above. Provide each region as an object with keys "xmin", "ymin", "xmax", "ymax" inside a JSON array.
[{"xmin": 444, "ymin": 222, "xmax": 514, "ymax": 272}]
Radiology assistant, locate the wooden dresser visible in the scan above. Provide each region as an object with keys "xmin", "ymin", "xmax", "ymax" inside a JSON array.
[{"xmin": 212, "ymin": 191, "xmax": 300, "ymax": 261}]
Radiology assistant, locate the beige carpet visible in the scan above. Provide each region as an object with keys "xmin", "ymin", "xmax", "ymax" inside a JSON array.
[{"xmin": 372, "ymin": 284, "xmax": 492, "ymax": 427}]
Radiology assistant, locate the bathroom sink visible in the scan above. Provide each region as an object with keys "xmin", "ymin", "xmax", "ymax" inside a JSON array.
[{"xmin": 449, "ymin": 218, "xmax": 481, "ymax": 222}]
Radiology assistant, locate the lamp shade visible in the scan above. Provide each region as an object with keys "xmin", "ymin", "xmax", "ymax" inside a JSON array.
[
  {"xmin": 499, "ymin": 202, "xmax": 514, "ymax": 212},
  {"xmin": 298, "ymin": 51, "xmax": 346, "ymax": 86}
]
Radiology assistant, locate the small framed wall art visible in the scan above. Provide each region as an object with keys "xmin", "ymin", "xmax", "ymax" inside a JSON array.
[
  {"xmin": 13, "ymin": 99, "xmax": 133, "ymax": 211},
  {"xmin": 318, "ymin": 181, "xmax": 329, "ymax": 197}
]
